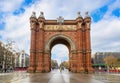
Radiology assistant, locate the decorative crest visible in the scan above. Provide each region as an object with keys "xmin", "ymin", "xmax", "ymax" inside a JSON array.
[{"xmin": 57, "ymin": 16, "xmax": 64, "ymax": 25}]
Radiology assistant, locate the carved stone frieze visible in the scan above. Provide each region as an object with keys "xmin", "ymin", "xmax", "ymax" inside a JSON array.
[{"xmin": 44, "ymin": 25, "xmax": 76, "ymax": 30}]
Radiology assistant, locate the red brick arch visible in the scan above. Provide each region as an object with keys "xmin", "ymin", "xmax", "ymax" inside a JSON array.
[{"xmin": 28, "ymin": 12, "xmax": 93, "ymax": 73}]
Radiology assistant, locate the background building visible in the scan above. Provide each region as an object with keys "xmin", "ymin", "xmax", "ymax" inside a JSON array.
[
  {"xmin": 14, "ymin": 50, "xmax": 29, "ymax": 69},
  {"xmin": 93, "ymin": 52, "xmax": 120, "ymax": 65},
  {"xmin": 0, "ymin": 41, "xmax": 30, "ymax": 72},
  {"xmin": 0, "ymin": 41, "xmax": 15, "ymax": 72}
]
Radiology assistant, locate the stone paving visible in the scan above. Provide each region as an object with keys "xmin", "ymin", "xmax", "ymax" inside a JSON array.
[{"xmin": 0, "ymin": 69, "xmax": 120, "ymax": 83}]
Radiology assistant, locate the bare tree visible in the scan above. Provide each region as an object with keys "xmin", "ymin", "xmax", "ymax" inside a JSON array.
[
  {"xmin": 60, "ymin": 61, "xmax": 69, "ymax": 69},
  {"xmin": 51, "ymin": 60, "xmax": 58, "ymax": 69},
  {"xmin": 104, "ymin": 55, "xmax": 117, "ymax": 69}
]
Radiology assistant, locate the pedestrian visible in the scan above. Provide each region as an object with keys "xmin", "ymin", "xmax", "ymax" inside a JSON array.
[{"xmin": 60, "ymin": 67, "xmax": 62, "ymax": 72}]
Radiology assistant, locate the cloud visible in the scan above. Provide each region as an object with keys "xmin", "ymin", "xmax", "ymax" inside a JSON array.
[
  {"xmin": 0, "ymin": 0, "xmax": 120, "ymax": 56},
  {"xmin": 0, "ymin": 0, "xmax": 24, "ymax": 12},
  {"xmin": 0, "ymin": 5, "xmax": 31, "ymax": 53},
  {"xmin": 25, "ymin": 0, "xmax": 112, "ymax": 19},
  {"xmin": 91, "ymin": 17, "xmax": 120, "ymax": 52},
  {"xmin": 103, "ymin": 0, "xmax": 120, "ymax": 18}
]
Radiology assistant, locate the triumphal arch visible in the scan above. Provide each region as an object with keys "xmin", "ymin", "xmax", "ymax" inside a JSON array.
[{"xmin": 28, "ymin": 11, "xmax": 93, "ymax": 73}]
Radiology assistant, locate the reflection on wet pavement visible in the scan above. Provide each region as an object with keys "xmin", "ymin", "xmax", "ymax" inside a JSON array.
[
  {"xmin": 0, "ymin": 71, "xmax": 29, "ymax": 83},
  {"xmin": 93, "ymin": 72, "xmax": 120, "ymax": 83},
  {"xmin": 0, "ymin": 69, "xmax": 120, "ymax": 83}
]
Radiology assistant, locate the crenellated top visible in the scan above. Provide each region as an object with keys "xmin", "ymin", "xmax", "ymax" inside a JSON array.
[
  {"xmin": 38, "ymin": 12, "xmax": 44, "ymax": 18},
  {"xmin": 30, "ymin": 11, "xmax": 37, "ymax": 18},
  {"xmin": 29, "ymin": 11, "xmax": 91, "ymax": 30},
  {"xmin": 76, "ymin": 12, "xmax": 83, "ymax": 22},
  {"xmin": 38, "ymin": 12, "xmax": 45, "ymax": 29},
  {"xmin": 84, "ymin": 12, "xmax": 91, "ymax": 30},
  {"xmin": 38, "ymin": 12, "xmax": 45, "ymax": 22},
  {"xmin": 84, "ymin": 12, "xmax": 91, "ymax": 23},
  {"xmin": 30, "ymin": 12, "xmax": 37, "ymax": 30},
  {"xmin": 75, "ymin": 12, "xmax": 83, "ymax": 29}
]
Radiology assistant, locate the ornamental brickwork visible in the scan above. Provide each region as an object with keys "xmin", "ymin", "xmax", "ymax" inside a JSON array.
[{"xmin": 28, "ymin": 12, "xmax": 93, "ymax": 73}]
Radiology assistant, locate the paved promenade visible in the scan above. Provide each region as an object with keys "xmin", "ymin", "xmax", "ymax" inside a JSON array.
[{"xmin": 0, "ymin": 69, "xmax": 120, "ymax": 83}]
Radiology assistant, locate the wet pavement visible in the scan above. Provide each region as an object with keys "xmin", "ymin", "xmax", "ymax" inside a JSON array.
[{"xmin": 0, "ymin": 69, "xmax": 120, "ymax": 83}]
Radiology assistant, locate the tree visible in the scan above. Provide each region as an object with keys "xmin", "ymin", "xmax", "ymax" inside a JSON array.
[
  {"xmin": 60, "ymin": 61, "xmax": 69, "ymax": 69},
  {"xmin": 117, "ymin": 58, "xmax": 120, "ymax": 61},
  {"xmin": 104, "ymin": 55, "xmax": 117, "ymax": 68},
  {"xmin": 0, "ymin": 42, "xmax": 4, "ymax": 70},
  {"xmin": 116, "ymin": 58, "xmax": 120, "ymax": 67},
  {"xmin": 51, "ymin": 60, "xmax": 58, "ymax": 69}
]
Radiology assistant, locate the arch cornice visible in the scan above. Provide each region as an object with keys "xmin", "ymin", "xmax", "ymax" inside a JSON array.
[{"xmin": 45, "ymin": 34, "xmax": 76, "ymax": 52}]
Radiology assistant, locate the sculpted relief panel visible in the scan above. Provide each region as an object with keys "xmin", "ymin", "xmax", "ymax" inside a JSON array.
[{"xmin": 44, "ymin": 25, "xmax": 77, "ymax": 30}]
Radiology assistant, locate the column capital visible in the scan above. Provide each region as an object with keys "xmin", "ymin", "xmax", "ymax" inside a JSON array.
[
  {"xmin": 30, "ymin": 49, "xmax": 36, "ymax": 53},
  {"xmin": 44, "ymin": 50, "xmax": 50, "ymax": 54},
  {"xmin": 30, "ymin": 17, "xmax": 37, "ymax": 30},
  {"xmin": 36, "ymin": 49, "xmax": 44, "ymax": 53},
  {"xmin": 71, "ymin": 50, "xmax": 77, "ymax": 54}
]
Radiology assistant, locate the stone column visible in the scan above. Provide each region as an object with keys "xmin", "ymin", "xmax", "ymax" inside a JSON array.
[
  {"xmin": 71, "ymin": 50, "xmax": 77, "ymax": 72},
  {"xmin": 76, "ymin": 12, "xmax": 84, "ymax": 72},
  {"xmin": 84, "ymin": 13, "xmax": 93, "ymax": 73},
  {"xmin": 69, "ymin": 52, "xmax": 72, "ymax": 71},
  {"xmin": 82, "ymin": 24, "xmax": 86, "ymax": 73},
  {"xmin": 36, "ymin": 12, "xmax": 45, "ymax": 72},
  {"xmin": 44, "ymin": 50, "xmax": 51, "ymax": 72},
  {"xmin": 28, "ymin": 12, "xmax": 37, "ymax": 72}
]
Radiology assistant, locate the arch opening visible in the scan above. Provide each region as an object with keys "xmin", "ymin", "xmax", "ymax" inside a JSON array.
[
  {"xmin": 45, "ymin": 34, "xmax": 76, "ymax": 52},
  {"xmin": 51, "ymin": 44, "xmax": 69, "ymax": 70},
  {"xmin": 44, "ymin": 35, "xmax": 76, "ymax": 72},
  {"xmin": 49, "ymin": 37, "xmax": 71, "ymax": 71}
]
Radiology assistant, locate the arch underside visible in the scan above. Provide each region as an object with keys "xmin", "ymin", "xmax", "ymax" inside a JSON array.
[
  {"xmin": 45, "ymin": 34, "xmax": 76, "ymax": 52},
  {"xmin": 50, "ymin": 38, "xmax": 70, "ymax": 51}
]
